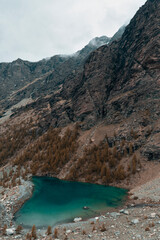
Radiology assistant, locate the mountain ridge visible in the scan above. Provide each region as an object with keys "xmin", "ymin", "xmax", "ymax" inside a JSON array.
[
  {"xmin": 0, "ymin": 34, "xmax": 121, "ymax": 117},
  {"xmin": 0, "ymin": 0, "xmax": 159, "ymax": 187}
]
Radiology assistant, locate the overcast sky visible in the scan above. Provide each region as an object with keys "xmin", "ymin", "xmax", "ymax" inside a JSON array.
[{"xmin": 0, "ymin": 0, "xmax": 146, "ymax": 63}]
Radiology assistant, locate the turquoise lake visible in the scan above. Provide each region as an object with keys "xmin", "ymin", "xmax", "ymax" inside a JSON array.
[{"xmin": 15, "ymin": 177, "xmax": 128, "ymax": 228}]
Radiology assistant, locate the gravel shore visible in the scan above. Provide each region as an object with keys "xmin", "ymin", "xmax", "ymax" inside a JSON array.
[
  {"xmin": 1, "ymin": 171, "xmax": 160, "ymax": 239},
  {"xmin": 0, "ymin": 179, "xmax": 33, "ymax": 226}
]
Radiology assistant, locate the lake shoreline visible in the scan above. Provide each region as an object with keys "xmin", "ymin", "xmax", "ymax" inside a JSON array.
[
  {"xmin": 15, "ymin": 176, "xmax": 128, "ymax": 228},
  {"xmin": 1, "ymin": 173, "xmax": 129, "ymax": 229},
  {"xmin": 0, "ymin": 169, "xmax": 133, "ymax": 226},
  {"xmin": 0, "ymin": 179, "xmax": 34, "ymax": 227},
  {"xmin": 1, "ymin": 172, "xmax": 160, "ymax": 239}
]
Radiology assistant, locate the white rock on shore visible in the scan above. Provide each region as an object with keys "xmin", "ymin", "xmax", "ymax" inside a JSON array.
[
  {"xmin": 6, "ymin": 228, "xmax": 15, "ymax": 235},
  {"xmin": 74, "ymin": 217, "xmax": 82, "ymax": 222},
  {"xmin": 131, "ymin": 219, "xmax": 139, "ymax": 224}
]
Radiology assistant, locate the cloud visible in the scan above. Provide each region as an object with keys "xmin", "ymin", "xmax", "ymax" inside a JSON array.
[{"xmin": 0, "ymin": 0, "xmax": 146, "ymax": 62}]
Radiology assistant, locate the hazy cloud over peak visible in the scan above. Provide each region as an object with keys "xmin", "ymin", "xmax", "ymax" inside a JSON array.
[{"xmin": 0, "ymin": 0, "xmax": 146, "ymax": 62}]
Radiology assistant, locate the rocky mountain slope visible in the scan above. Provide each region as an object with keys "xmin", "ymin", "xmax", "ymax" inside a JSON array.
[
  {"xmin": 52, "ymin": 0, "xmax": 160, "ymax": 159},
  {"xmin": 0, "ymin": 0, "xmax": 159, "ymax": 186},
  {"xmin": 71, "ymin": 0, "xmax": 159, "ymax": 125},
  {"xmin": 0, "ymin": 36, "xmax": 112, "ymax": 116}
]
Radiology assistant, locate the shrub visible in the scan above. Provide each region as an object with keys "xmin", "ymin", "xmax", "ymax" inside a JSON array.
[
  {"xmin": 46, "ymin": 226, "xmax": 52, "ymax": 235},
  {"xmin": 31, "ymin": 225, "xmax": 37, "ymax": 239},
  {"xmin": 2, "ymin": 224, "xmax": 7, "ymax": 235},
  {"xmin": 54, "ymin": 228, "xmax": 58, "ymax": 238},
  {"xmin": 16, "ymin": 225, "xmax": 23, "ymax": 234},
  {"xmin": 100, "ymin": 223, "xmax": 107, "ymax": 232}
]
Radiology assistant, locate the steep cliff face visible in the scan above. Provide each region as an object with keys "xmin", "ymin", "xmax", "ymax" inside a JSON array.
[
  {"xmin": 61, "ymin": 0, "xmax": 160, "ymax": 160},
  {"xmin": 57, "ymin": 0, "xmax": 160, "ymax": 160},
  {"xmin": 0, "ymin": 36, "xmax": 111, "ymax": 113},
  {"xmin": 71, "ymin": 0, "xmax": 160, "ymax": 127}
]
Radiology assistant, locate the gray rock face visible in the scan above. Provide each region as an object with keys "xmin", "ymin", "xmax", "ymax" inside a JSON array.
[
  {"xmin": 70, "ymin": 0, "xmax": 160, "ymax": 127},
  {"xmin": 0, "ymin": 36, "xmax": 111, "ymax": 114},
  {"xmin": 142, "ymin": 128, "xmax": 160, "ymax": 160},
  {"xmin": 109, "ymin": 25, "xmax": 126, "ymax": 43},
  {"xmin": 143, "ymin": 145, "xmax": 160, "ymax": 160}
]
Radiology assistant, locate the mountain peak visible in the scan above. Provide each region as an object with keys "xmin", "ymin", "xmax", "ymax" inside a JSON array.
[
  {"xmin": 88, "ymin": 36, "xmax": 110, "ymax": 47},
  {"xmin": 110, "ymin": 25, "xmax": 126, "ymax": 43}
]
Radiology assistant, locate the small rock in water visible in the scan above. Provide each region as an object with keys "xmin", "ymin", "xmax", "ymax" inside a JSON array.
[
  {"xmin": 66, "ymin": 230, "xmax": 72, "ymax": 234},
  {"xmin": 74, "ymin": 217, "xmax": 82, "ymax": 222},
  {"xmin": 83, "ymin": 206, "xmax": 89, "ymax": 210},
  {"xmin": 131, "ymin": 219, "xmax": 139, "ymax": 224}
]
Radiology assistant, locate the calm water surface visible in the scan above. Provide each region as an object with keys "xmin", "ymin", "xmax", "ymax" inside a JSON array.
[{"xmin": 15, "ymin": 177, "xmax": 127, "ymax": 227}]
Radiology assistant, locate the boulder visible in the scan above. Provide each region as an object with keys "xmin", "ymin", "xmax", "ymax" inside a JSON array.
[
  {"xmin": 124, "ymin": 210, "xmax": 129, "ymax": 215},
  {"xmin": 120, "ymin": 209, "xmax": 129, "ymax": 215},
  {"xmin": 110, "ymin": 212, "xmax": 121, "ymax": 218},
  {"xmin": 6, "ymin": 228, "xmax": 15, "ymax": 235},
  {"xmin": 88, "ymin": 234, "xmax": 93, "ymax": 238},
  {"xmin": 150, "ymin": 213, "xmax": 156, "ymax": 218},
  {"xmin": 74, "ymin": 217, "xmax": 82, "ymax": 222},
  {"xmin": 131, "ymin": 219, "xmax": 139, "ymax": 224}
]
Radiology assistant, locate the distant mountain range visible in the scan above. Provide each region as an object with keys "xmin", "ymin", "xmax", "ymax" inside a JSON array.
[{"xmin": 0, "ymin": 27, "xmax": 124, "ymax": 114}]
